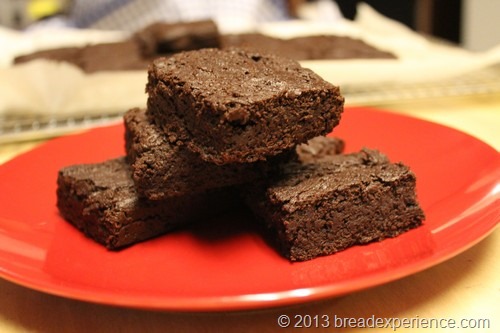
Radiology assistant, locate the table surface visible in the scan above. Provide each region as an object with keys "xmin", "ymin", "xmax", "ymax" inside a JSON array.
[{"xmin": 0, "ymin": 91, "xmax": 498, "ymax": 332}]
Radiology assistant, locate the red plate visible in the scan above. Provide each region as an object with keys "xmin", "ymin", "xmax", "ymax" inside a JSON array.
[{"xmin": 0, "ymin": 107, "xmax": 498, "ymax": 311}]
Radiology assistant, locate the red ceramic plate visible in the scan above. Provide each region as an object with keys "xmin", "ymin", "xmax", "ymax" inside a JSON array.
[{"xmin": 0, "ymin": 107, "xmax": 498, "ymax": 311}]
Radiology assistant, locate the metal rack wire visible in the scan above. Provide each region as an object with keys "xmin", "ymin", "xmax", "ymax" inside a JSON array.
[{"xmin": 0, "ymin": 111, "xmax": 124, "ymax": 143}]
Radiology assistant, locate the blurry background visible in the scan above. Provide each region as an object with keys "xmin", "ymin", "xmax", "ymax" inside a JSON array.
[
  {"xmin": 1, "ymin": 0, "xmax": 499, "ymax": 51},
  {"xmin": 0, "ymin": 0, "xmax": 498, "ymax": 144},
  {"xmin": 0, "ymin": 0, "xmax": 69, "ymax": 29}
]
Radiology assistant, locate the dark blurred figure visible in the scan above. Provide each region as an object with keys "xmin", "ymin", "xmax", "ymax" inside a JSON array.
[{"xmin": 335, "ymin": 0, "xmax": 461, "ymax": 43}]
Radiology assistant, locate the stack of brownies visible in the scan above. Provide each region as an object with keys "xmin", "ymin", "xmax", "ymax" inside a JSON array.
[{"xmin": 57, "ymin": 48, "xmax": 424, "ymax": 261}]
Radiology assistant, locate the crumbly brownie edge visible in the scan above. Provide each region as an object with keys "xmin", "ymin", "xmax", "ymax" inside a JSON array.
[{"xmin": 295, "ymin": 136, "xmax": 345, "ymax": 164}]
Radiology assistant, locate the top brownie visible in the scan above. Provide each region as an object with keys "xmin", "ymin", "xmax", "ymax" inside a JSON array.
[{"xmin": 146, "ymin": 48, "xmax": 344, "ymax": 165}]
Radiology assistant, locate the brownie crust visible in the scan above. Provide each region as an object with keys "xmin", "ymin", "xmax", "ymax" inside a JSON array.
[{"xmin": 146, "ymin": 48, "xmax": 344, "ymax": 164}]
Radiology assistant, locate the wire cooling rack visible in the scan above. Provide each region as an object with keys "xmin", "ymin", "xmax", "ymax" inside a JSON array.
[
  {"xmin": 1, "ymin": 63, "xmax": 499, "ymax": 143},
  {"xmin": 0, "ymin": 111, "xmax": 124, "ymax": 143},
  {"xmin": 342, "ymin": 62, "xmax": 500, "ymax": 105}
]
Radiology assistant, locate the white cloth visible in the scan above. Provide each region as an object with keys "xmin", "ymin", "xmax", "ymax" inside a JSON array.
[{"xmin": 31, "ymin": 0, "xmax": 292, "ymax": 33}]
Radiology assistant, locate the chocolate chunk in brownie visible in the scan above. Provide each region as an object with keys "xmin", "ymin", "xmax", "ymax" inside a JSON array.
[
  {"xmin": 242, "ymin": 149, "xmax": 425, "ymax": 261},
  {"xmin": 134, "ymin": 19, "xmax": 220, "ymax": 57},
  {"xmin": 124, "ymin": 107, "xmax": 272, "ymax": 200},
  {"xmin": 146, "ymin": 48, "xmax": 344, "ymax": 165},
  {"xmin": 56, "ymin": 157, "xmax": 236, "ymax": 249}
]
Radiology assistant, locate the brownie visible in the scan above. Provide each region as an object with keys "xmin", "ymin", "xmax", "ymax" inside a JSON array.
[
  {"xmin": 221, "ymin": 33, "xmax": 396, "ymax": 60},
  {"xmin": 13, "ymin": 41, "xmax": 150, "ymax": 73},
  {"xmin": 56, "ymin": 157, "xmax": 236, "ymax": 249},
  {"xmin": 146, "ymin": 48, "xmax": 344, "ymax": 165},
  {"xmin": 79, "ymin": 41, "xmax": 151, "ymax": 73},
  {"xmin": 220, "ymin": 33, "xmax": 309, "ymax": 60},
  {"xmin": 13, "ymin": 46, "xmax": 82, "ymax": 67},
  {"xmin": 13, "ymin": 20, "xmax": 220, "ymax": 71},
  {"xmin": 288, "ymin": 35, "xmax": 396, "ymax": 60},
  {"xmin": 124, "ymin": 107, "xmax": 272, "ymax": 200},
  {"xmin": 13, "ymin": 28, "xmax": 395, "ymax": 73},
  {"xmin": 134, "ymin": 19, "xmax": 220, "ymax": 57},
  {"xmin": 242, "ymin": 149, "xmax": 425, "ymax": 261}
]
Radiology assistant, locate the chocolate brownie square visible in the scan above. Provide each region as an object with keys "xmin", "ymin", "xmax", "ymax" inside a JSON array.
[
  {"xmin": 79, "ymin": 41, "xmax": 150, "ymax": 73},
  {"xmin": 13, "ymin": 41, "xmax": 151, "ymax": 73},
  {"xmin": 134, "ymin": 19, "xmax": 220, "ymax": 57},
  {"xmin": 288, "ymin": 35, "xmax": 396, "ymax": 60},
  {"xmin": 124, "ymin": 107, "xmax": 271, "ymax": 200},
  {"xmin": 146, "ymin": 48, "xmax": 344, "ymax": 165},
  {"xmin": 56, "ymin": 157, "xmax": 235, "ymax": 249},
  {"xmin": 221, "ymin": 33, "xmax": 396, "ymax": 60},
  {"xmin": 220, "ymin": 33, "xmax": 309, "ymax": 60},
  {"xmin": 242, "ymin": 149, "xmax": 425, "ymax": 261},
  {"xmin": 13, "ymin": 46, "xmax": 82, "ymax": 67}
]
